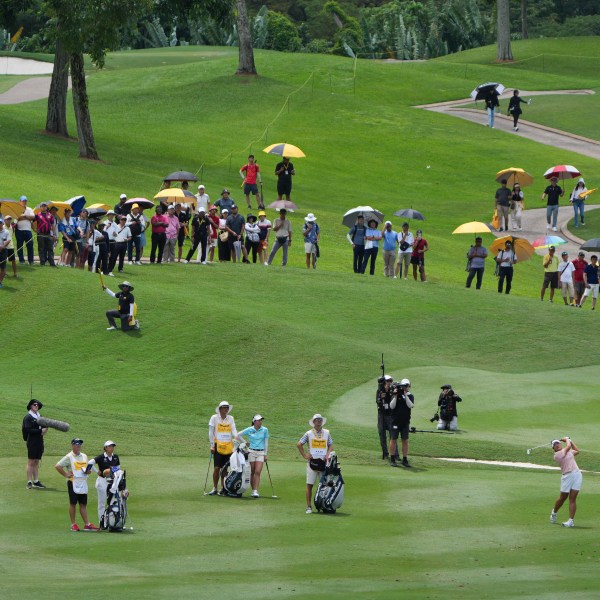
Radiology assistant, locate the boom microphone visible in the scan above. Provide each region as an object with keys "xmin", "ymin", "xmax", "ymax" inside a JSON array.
[{"xmin": 37, "ymin": 417, "xmax": 70, "ymax": 432}]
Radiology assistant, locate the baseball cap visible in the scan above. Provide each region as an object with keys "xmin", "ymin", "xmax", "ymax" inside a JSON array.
[
  {"xmin": 252, "ymin": 414, "xmax": 264, "ymax": 423},
  {"xmin": 222, "ymin": 189, "xmax": 229, "ymax": 194},
  {"xmin": 400, "ymin": 378, "xmax": 411, "ymax": 386},
  {"xmin": 222, "ymin": 208, "xmax": 229, "ymax": 214},
  {"xmin": 561, "ymin": 251, "xmax": 568, "ymax": 256},
  {"xmin": 578, "ymin": 251, "xmax": 585, "ymax": 257},
  {"xmin": 167, "ymin": 204, "xmax": 175, "ymax": 210},
  {"xmin": 385, "ymin": 220, "xmax": 392, "ymax": 226},
  {"xmin": 71, "ymin": 438, "xmax": 84, "ymax": 445},
  {"xmin": 104, "ymin": 440, "xmax": 117, "ymax": 448},
  {"xmin": 0, "ymin": 218, "xmax": 4, "ymax": 224},
  {"xmin": 107, "ymin": 210, "xmax": 115, "ymax": 215},
  {"xmin": 549, "ymin": 245, "xmax": 555, "ymax": 251},
  {"xmin": 198, "ymin": 184, "xmax": 205, "ymax": 189},
  {"xmin": 441, "ymin": 384, "xmax": 452, "ymax": 389},
  {"xmin": 19, "ymin": 195, "xmax": 28, "ymax": 201},
  {"xmin": 384, "ymin": 375, "xmax": 393, "ymax": 381},
  {"xmin": 120, "ymin": 193, "xmax": 127, "ymax": 199}
]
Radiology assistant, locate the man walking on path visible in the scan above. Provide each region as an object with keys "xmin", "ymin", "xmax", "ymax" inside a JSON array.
[{"xmin": 542, "ymin": 177, "xmax": 563, "ymax": 232}]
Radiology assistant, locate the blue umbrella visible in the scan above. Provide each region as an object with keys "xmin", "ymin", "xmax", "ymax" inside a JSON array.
[{"xmin": 65, "ymin": 195, "xmax": 86, "ymax": 217}]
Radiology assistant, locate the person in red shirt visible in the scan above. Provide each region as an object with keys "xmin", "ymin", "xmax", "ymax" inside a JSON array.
[
  {"xmin": 34, "ymin": 202, "xmax": 57, "ymax": 266},
  {"xmin": 240, "ymin": 154, "xmax": 263, "ymax": 210},
  {"xmin": 150, "ymin": 205, "xmax": 169, "ymax": 264},
  {"xmin": 207, "ymin": 206, "xmax": 220, "ymax": 263},
  {"xmin": 572, "ymin": 251, "xmax": 588, "ymax": 306},
  {"xmin": 411, "ymin": 229, "xmax": 429, "ymax": 282}
]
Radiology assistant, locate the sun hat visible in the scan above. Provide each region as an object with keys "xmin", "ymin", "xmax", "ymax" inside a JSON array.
[
  {"xmin": 131, "ymin": 203, "xmax": 139, "ymax": 210},
  {"xmin": 104, "ymin": 440, "xmax": 117, "ymax": 448},
  {"xmin": 107, "ymin": 210, "xmax": 115, "ymax": 215},
  {"xmin": 4, "ymin": 215, "xmax": 11, "ymax": 221},
  {"xmin": 120, "ymin": 194, "xmax": 127, "ymax": 200},
  {"xmin": 216, "ymin": 401, "xmax": 232, "ymax": 413},
  {"xmin": 118, "ymin": 281, "xmax": 134, "ymax": 291},
  {"xmin": 305, "ymin": 213, "xmax": 317, "ymax": 222},
  {"xmin": 252, "ymin": 414, "xmax": 264, "ymax": 423},
  {"xmin": 309, "ymin": 413, "xmax": 326, "ymax": 427},
  {"xmin": 209, "ymin": 205, "xmax": 217, "ymax": 211},
  {"xmin": 258, "ymin": 210, "xmax": 266, "ymax": 217},
  {"xmin": 71, "ymin": 438, "xmax": 84, "ymax": 445},
  {"xmin": 27, "ymin": 399, "xmax": 43, "ymax": 410},
  {"xmin": 247, "ymin": 214, "xmax": 256, "ymax": 222}
]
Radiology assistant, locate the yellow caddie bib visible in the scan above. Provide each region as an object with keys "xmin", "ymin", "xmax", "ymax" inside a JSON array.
[{"xmin": 216, "ymin": 421, "xmax": 233, "ymax": 455}]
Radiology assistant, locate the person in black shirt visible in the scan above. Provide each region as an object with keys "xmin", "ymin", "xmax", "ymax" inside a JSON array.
[
  {"xmin": 436, "ymin": 384, "xmax": 462, "ymax": 431},
  {"xmin": 275, "ymin": 157, "xmax": 295, "ymax": 200},
  {"xmin": 495, "ymin": 179, "xmax": 511, "ymax": 232},
  {"xmin": 507, "ymin": 89, "xmax": 529, "ymax": 131},
  {"xmin": 376, "ymin": 376, "xmax": 398, "ymax": 461},
  {"xmin": 389, "ymin": 379, "xmax": 414, "ymax": 467},
  {"xmin": 485, "ymin": 89, "xmax": 500, "ymax": 128},
  {"xmin": 102, "ymin": 281, "xmax": 139, "ymax": 331},
  {"xmin": 184, "ymin": 208, "xmax": 211, "ymax": 264},
  {"xmin": 542, "ymin": 177, "xmax": 564, "ymax": 231},
  {"xmin": 22, "ymin": 399, "xmax": 48, "ymax": 489},
  {"xmin": 86, "ymin": 440, "xmax": 121, "ymax": 523}
]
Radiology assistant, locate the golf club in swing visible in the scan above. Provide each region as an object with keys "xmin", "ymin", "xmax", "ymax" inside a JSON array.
[
  {"xmin": 265, "ymin": 462, "xmax": 278, "ymax": 499},
  {"xmin": 202, "ymin": 453, "xmax": 213, "ymax": 495},
  {"xmin": 526, "ymin": 442, "xmax": 552, "ymax": 455}
]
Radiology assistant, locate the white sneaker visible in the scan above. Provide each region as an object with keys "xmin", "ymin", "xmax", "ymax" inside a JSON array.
[
  {"xmin": 128, "ymin": 261, "xmax": 133, "ymax": 265},
  {"xmin": 552, "ymin": 227, "xmax": 558, "ymax": 232},
  {"xmin": 106, "ymin": 326, "xmax": 117, "ymax": 331},
  {"xmin": 550, "ymin": 512, "xmax": 557, "ymax": 524},
  {"xmin": 183, "ymin": 260, "xmax": 189, "ymax": 264},
  {"xmin": 207, "ymin": 488, "xmax": 217, "ymax": 496},
  {"xmin": 264, "ymin": 262, "xmax": 269, "ymax": 266},
  {"xmin": 108, "ymin": 272, "xmax": 114, "ymax": 277},
  {"xmin": 305, "ymin": 507, "xmax": 312, "ymax": 514},
  {"xmin": 251, "ymin": 490, "xmax": 259, "ymax": 498},
  {"xmin": 562, "ymin": 519, "xmax": 574, "ymax": 527},
  {"xmin": 547, "ymin": 224, "xmax": 551, "ymax": 230},
  {"xmin": 135, "ymin": 261, "xmax": 142, "ymax": 266},
  {"xmin": 201, "ymin": 261, "xmax": 207, "ymax": 265}
]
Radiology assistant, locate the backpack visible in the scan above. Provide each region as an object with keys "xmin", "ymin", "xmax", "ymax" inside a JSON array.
[
  {"xmin": 128, "ymin": 216, "xmax": 143, "ymax": 237},
  {"xmin": 350, "ymin": 225, "xmax": 366, "ymax": 242}
]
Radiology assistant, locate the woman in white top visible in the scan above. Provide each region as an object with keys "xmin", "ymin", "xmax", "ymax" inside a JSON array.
[
  {"xmin": 570, "ymin": 178, "xmax": 587, "ymax": 228},
  {"xmin": 244, "ymin": 214, "xmax": 261, "ymax": 263}
]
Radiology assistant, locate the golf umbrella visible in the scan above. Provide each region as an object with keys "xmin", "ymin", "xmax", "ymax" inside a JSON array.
[
  {"xmin": 393, "ymin": 208, "xmax": 425, "ymax": 221},
  {"xmin": 342, "ymin": 206, "xmax": 384, "ymax": 228},
  {"xmin": 579, "ymin": 239, "xmax": 600, "ymax": 252},
  {"xmin": 489, "ymin": 236, "xmax": 535, "ymax": 262},
  {"xmin": 34, "ymin": 201, "xmax": 71, "ymax": 219},
  {"xmin": 495, "ymin": 168, "xmax": 534, "ymax": 188},
  {"xmin": 154, "ymin": 188, "xmax": 186, "ymax": 201},
  {"xmin": 543, "ymin": 165, "xmax": 581, "ymax": 181},
  {"xmin": 181, "ymin": 190, "xmax": 197, "ymax": 210},
  {"xmin": 268, "ymin": 200, "xmax": 297, "ymax": 212},
  {"xmin": 531, "ymin": 235, "xmax": 567, "ymax": 250},
  {"xmin": 163, "ymin": 171, "xmax": 198, "ymax": 183},
  {"xmin": 87, "ymin": 207, "xmax": 108, "ymax": 219},
  {"xmin": 470, "ymin": 82, "xmax": 505, "ymax": 101},
  {"xmin": 452, "ymin": 222, "xmax": 494, "ymax": 235},
  {"xmin": 64, "ymin": 195, "xmax": 86, "ymax": 216},
  {"xmin": 124, "ymin": 198, "xmax": 154, "ymax": 210},
  {"xmin": 0, "ymin": 199, "xmax": 24, "ymax": 219},
  {"xmin": 263, "ymin": 143, "xmax": 305, "ymax": 158},
  {"xmin": 87, "ymin": 203, "xmax": 111, "ymax": 212}
]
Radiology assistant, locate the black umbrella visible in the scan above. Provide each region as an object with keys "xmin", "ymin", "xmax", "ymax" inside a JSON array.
[
  {"xmin": 87, "ymin": 207, "xmax": 108, "ymax": 219},
  {"xmin": 393, "ymin": 209, "xmax": 425, "ymax": 221},
  {"xmin": 469, "ymin": 82, "xmax": 505, "ymax": 101},
  {"xmin": 580, "ymin": 239, "xmax": 600, "ymax": 252},
  {"xmin": 163, "ymin": 171, "xmax": 198, "ymax": 183}
]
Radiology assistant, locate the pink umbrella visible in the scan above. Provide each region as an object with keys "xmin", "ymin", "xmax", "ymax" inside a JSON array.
[{"xmin": 543, "ymin": 165, "xmax": 581, "ymax": 181}]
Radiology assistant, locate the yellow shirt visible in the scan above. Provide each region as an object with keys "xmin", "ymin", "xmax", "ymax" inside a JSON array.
[{"xmin": 543, "ymin": 254, "xmax": 559, "ymax": 273}]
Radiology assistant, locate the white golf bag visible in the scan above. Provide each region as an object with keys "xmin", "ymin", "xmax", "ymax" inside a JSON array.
[
  {"xmin": 314, "ymin": 453, "xmax": 344, "ymax": 514},
  {"xmin": 100, "ymin": 467, "xmax": 128, "ymax": 531},
  {"xmin": 221, "ymin": 443, "xmax": 251, "ymax": 497}
]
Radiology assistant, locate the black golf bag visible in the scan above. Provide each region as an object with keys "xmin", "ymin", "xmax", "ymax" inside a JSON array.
[
  {"xmin": 314, "ymin": 453, "xmax": 344, "ymax": 513},
  {"xmin": 100, "ymin": 467, "xmax": 128, "ymax": 531},
  {"xmin": 221, "ymin": 444, "xmax": 251, "ymax": 497}
]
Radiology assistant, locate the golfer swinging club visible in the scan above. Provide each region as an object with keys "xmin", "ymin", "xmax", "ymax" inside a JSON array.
[{"xmin": 550, "ymin": 437, "xmax": 582, "ymax": 528}]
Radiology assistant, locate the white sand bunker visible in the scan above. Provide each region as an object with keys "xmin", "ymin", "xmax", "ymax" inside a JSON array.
[
  {"xmin": 436, "ymin": 457, "xmax": 559, "ymax": 471},
  {"xmin": 0, "ymin": 57, "xmax": 53, "ymax": 75}
]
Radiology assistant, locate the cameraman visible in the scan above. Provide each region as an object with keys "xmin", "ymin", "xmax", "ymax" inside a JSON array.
[
  {"xmin": 389, "ymin": 378, "xmax": 414, "ymax": 467},
  {"xmin": 437, "ymin": 384, "xmax": 462, "ymax": 431},
  {"xmin": 376, "ymin": 375, "xmax": 398, "ymax": 461}
]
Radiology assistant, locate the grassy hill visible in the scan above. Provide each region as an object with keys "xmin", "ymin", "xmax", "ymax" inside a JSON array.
[{"xmin": 1, "ymin": 38, "xmax": 599, "ymax": 599}]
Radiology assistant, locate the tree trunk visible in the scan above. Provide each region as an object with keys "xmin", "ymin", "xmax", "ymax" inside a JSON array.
[
  {"xmin": 70, "ymin": 52, "xmax": 99, "ymax": 160},
  {"xmin": 521, "ymin": 0, "xmax": 529, "ymax": 39},
  {"xmin": 496, "ymin": 0, "xmax": 513, "ymax": 61},
  {"xmin": 45, "ymin": 37, "xmax": 69, "ymax": 137},
  {"xmin": 235, "ymin": 0, "xmax": 257, "ymax": 75}
]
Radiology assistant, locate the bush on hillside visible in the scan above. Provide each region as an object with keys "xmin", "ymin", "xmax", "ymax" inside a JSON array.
[{"xmin": 264, "ymin": 11, "xmax": 301, "ymax": 52}]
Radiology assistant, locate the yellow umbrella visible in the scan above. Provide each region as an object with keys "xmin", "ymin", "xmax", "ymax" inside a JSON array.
[
  {"xmin": 87, "ymin": 203, "xmax": 111, "ymax": 211},
  {"xmin": 452, "ymin": 221, "xmax": 494, "ymax": 235},
  {"xmin": 263, "ymin": 143, "xmax": 306, "ymax": 158},
  {"xmin": 0, "ymin": 199, "xmax": 25, "ymax": 219},
  {"xmin": 495, "ymin": 168, "xmax": 534, "ymax": 187},
  {"xmin": 489, "ymin": 235, "xmax": 535, "ymax": 262},
  {"xmin": 580, "ymin": 188, "xmax": 597, "ymax": 199},
  {"xmin": 34, "ymin": 201, "xmax": 71, "ymax": 220},
  {"xmin": 154, "ymin": 188, "xmax": 186, "ymax": 201}
]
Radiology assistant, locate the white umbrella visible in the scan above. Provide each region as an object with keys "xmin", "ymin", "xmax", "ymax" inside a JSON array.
[{"xmin": 342, "ymin": 206, "xmax": 384, "ymax": 228}]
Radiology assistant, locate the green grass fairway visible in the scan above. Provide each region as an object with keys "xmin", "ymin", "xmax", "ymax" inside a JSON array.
[{"xmin": 2, "ymin": 38, "xmax": 600, "ymax": 599}]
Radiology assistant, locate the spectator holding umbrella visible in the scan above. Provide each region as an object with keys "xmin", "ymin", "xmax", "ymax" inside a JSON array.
[
  {"xmin": 485, "ymin": 88, "xmax": 500, "ymax": 128},
  {"xmin": 267, "ymin": 208, "xmax": 293, "ymax": 267}
]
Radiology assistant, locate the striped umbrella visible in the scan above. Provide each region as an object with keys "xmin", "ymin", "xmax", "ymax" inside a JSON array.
[
  {"xmin": 531, "ymin": 235, "xmax": 567, "ymax": 249},
  {"xmin": 543, "ymin": 165, "xmax": 581, "ymax": 181},
  {"xmin": 263, "ymin": 143, "xmax": 305, "ymax": 158}
]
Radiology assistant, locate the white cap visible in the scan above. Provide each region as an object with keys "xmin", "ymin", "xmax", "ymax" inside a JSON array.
[
  {"xmin": 252, "ymin": 414, "xmax": 264, "ymax": 423},
  {"xmin": 309, "ymin": 413, "xmax": 327, "ymax": 427},
  {"xmin": 120, "ymin": 194, "xmax": 127, "ymax": 200},
  {"xmin": 198, "ymin": 184, "xmax": 205, "ymax": 189},
  {"xmin": 384, "ymin": 375, "xmax": 393, "ymax": 381},
  {"xmin": 168, "ymin": 204, "xmax": 175, "ymax": 210},
  {"xmin": 104, "ymin": 440, "xmax": 117, "ymax": 448},
  {"xmin": 400, "ymin": 378, "xmax": 411, "ymax": 386},
  {"xmin": 106, "ymin": 210, "xmax": 115, "ymax": 215},
  {"xmin": 551, "ymin": 439, "xmax": 561, "ymax": 446},
  {"xmin": 385, "ymin": 220, "xmax": 392, "ymax": 226}
]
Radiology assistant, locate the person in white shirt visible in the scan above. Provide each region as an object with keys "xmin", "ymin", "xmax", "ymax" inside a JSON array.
[
  {"xmin": 395, "ymin": 222, "xmax": 414, "ymax": 279},
  {"xmin": 103, "ymin": 211, "xmax": 118, "ymax": 276},
  {"xmin": 208, "ymin": 402, "xmax": 237, "ymax": 496},
  {"xmin": 558, "ymin": 251, "xmax": 576, "ymax": 306},
  {"xmin": 107, "ymin": 216, "xmax": 131, "ymax": 275},
  {"xmin": 195, "ymin": 184, "xmax": 210, "ymax": 213},
  {"xmin": 15, "ymin": 195, "xmax": 35, "ymax": 265},
  {"xmin": 495, "ymin": 240, "xmax": 517, "ymax": 294}
]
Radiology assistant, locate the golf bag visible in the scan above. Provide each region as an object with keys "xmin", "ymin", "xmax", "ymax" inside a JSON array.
[
  {"xmin": 314, "ymin": 453, "xmax": 344, "ymax": 514},
  {"xmin": 221, "ymin": 443, "xmax": 251, "ymax": 497},
  {"xmin": 100, "ymin": 467, "xmax": 128, "ymax": 531}
]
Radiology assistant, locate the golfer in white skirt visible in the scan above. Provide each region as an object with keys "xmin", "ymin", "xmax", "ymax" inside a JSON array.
[{"xmin": 550, "ymin": 437, "xmax": 582, "ymax": 527}]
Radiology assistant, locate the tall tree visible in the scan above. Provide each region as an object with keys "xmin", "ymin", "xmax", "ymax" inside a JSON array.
[
  {"xmin": 496, "ymin": 0, "xmax": 513, "ymax": 61},
  {"xmin": 521, "ymin": 0, "xmax": 528, "ymax": 39},
  {"xmin": 45, "ymin": 36, "xmax": 70, "ymax": 137},
  {"xmin": 235, "ymin": 0, "xmax": 257, "ymax": 74}
]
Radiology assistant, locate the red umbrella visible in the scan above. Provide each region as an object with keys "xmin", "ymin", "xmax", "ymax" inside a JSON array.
[{"xmin": 543, "ymin": 165, "xmax": 581, "ymax": 181}]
